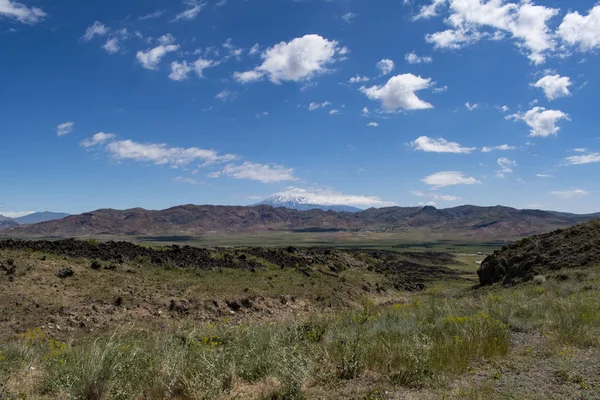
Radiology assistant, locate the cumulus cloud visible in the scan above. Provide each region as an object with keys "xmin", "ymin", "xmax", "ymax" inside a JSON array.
[
  {"xmin": 405, "ymin": 52, "xmax": 433, "ymax": 64},
  {"xmin": 209, "ymin": 162, "xmax": 297, "ymax": 183},
  {"xmin": 360, "ymin": 74, "xmax": 433, "ymax": 112},
  {"xmin": 532, "ymin": 74, "xmax": 572, "ymax": 100},
  {"xmin": 536, "ymin": 174, "xmax": 554, "ymax": 178},
  {"xmin": 172, "ymin": 0, "xmax": 206, "ymax": 22},
  {"xmin": 481, "ymin": 144, "xmax": 517, "ymax": 152},
  {"xmin": 564, "ymin": 153, "xmax": 600, "ymax": 165},
  {"xmin": 557, "ymin": 5, "xmax": 600, "ymax": 51},
  {"xmin": 80, "ymin": 132, "xmax": 116, "ymax": 148},
  {"xmin": 0, "ymin": 0, "xmax": 46, "ymax": 24},
  {"xmin": 411, "ymin": 136, "xmax": 475, "ymax": 154},
  {"xmin": 308, "ymin": 101, "xmax": 331, "ymax": 111},
  {"xmin": 136, "ymin": 36, "xmax": 180, "ymax": 70},
  {"xmin": 367, "ymin": 122, "xmax": 379, "ymax": 127},
  {"xmin": 507, "ymin": 107, "xmax": 570, "ymax": 137},
  {"xmin": 103, "ymin": 38, "xmax": 120, "ymax": 54},
  {"xmin": 410, "ymin": 190, "xmax": 460, "ymax": 202},
  {"xmin": 82, "ymin": 21, "xmax": 109, "ymax": 41},
  {"xmin": 551, "ymin": 189, "xmax": 589, "ymax": 199},
  {"xmin": 496, "ymin": 157, "xmax": 516, "ymax": 177},
  {"xmin": 421, "ymin": 0, "xmax": 559, "ymax": 64},
  {"xmin": 104, "ymin": 139, "xmax": 236, "ymax": 167},
  {"xmin": 422, "ymin": 171, "xmax": 481, "ymax": 187},
  {"xmin": 376, "ymin": 59, "xmax": 395, "ymax": 75},
  {"xmin": 233, "ymin": 34, "xmax": 347, "ymax": 84},
  {"xmin": 56, "ymin": 122, "xmax": 74, "ymax": 136},
  {"xmin": 168, "ymin": 58, "xmax": 218, "ymax": 81},
  {"xmin": 268, "ymin": 187, "xmax": 396, "ymax": 207},
  {"xmin": 348, "ymin": 75, "xmax": 370, "ymax": 84}
]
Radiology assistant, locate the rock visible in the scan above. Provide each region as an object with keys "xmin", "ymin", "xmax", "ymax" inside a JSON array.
[
  {"xmin": 90, "ymin": 261, "xmax": 102, "ymax": 270},
  {"xmin": 114, "ymin": 297, "xmax": 123, "ymax": 307},
  {"xmin": 57, "ymin": 267, "xmax": 74, "ymax": 278},
  {"xmin": 169, "ymin": 300, "xmax": 190, "ymax": 314}
]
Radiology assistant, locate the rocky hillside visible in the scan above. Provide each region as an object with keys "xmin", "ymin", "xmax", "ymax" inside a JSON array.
[
  {"xmin": 478, "ymin": 219, "xmax": 600, "ymax": 285},
  {"xmin": 0, "ymin": 216, "xmax": 18, "ymax": 229},
  {"xmin": 2, "ymin": 204, "xmax": 597, "ymax": 240}
]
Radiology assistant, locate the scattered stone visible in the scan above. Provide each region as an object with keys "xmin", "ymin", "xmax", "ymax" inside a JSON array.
[
  {"xmin": 114, "ymin": 297, "xmax": 123, "ymax": 307},
  {"xmin": 57, "ymin": 267, "xmax": 74, "ymax": 278},
  {"xmin": 169, "ymin": 300, "xmax": 190, "ymax": 314},
  {"xmin": 90, "ymin": 261, "xmax": 102, "ymax": 270}
]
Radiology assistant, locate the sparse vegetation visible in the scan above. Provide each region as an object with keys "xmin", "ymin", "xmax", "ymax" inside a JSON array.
[{"xmin": 1, "ymin": 236, "xmax": 600, "ymax": 399}]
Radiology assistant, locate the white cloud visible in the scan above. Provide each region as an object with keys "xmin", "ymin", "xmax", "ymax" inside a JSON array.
[
  {"xmin": 172, "ymin": 0, "xmax": 206, "ymax": 22},
  {"xmin": 496, "ymin": 157, "xmax": 516, "ymax": 177},
  {"xmin": 82, "ymin": 21, "xmax": 109, "ymax": 41},
  {"xmin": 174, "ymin": 176, "xmax": 203, "ymax": 185},
  {"xmin": 551, "ymin": 189, "xmax": 589, "ymax": 199},
  {"xmin": 367, "ymin": 122, "xmax": 379, "ymax": 127},
  {"xmin": 564, "ymin": 153, "xmax": 600, "ymax": 165},
  {"xmin": 0, "ymin": 210, "xmax": 35, "ymax": 218},
  {"xmin": 498, "ymin": 105, "xmax": 510, "ymax": 112},
  {"xmin": 348, "ymin": 75, "xmax": 370, "ymax": 84},
  {"xmin": 557, "ymin": 5, "xmax": 600, "ymax": 51},
  {"xmin": 56, "ymin": 122, "xmax": 74, "ymax": 136},
  {"xmin": 411, "ymin": 136, "xmax": 475, "ymax": 154},
  {"xmin": 234, "ymin": 34, "xmax": 346, "ymax": 84},
  {"xmin": 536, "ymin": 173, "xmax": 553, "ymax": 178},
  {"xmin": 329, "ymin": 109, "xmax": 340, "ymax": 115},
  {"xmin": 0, "ymin": 0, "xmax": 45, "ymax": 24},
  {"xmin": 342, "ymin": 12, "xmax": 358, "ymax": 23},
  {"xmin": 413, "ymin": 0, "xmax": 447, "ymax": 20},
  {"xmin": 507, "ymin": 106, "xmax": 570, "ymax": 137},
  {"xmin": 532, "ymin": 74, "xmax": 572, "ymax": 100},
  {"xmin": 168, "ymin": 58, "xmax": 217, "ymax": 81},
  {"xmin": 139, "ymin": 10, "xmax": 165, "ymax": 20},
  {"xmin": 361, "ymin": 107, "xmax": 370, "ymax": 116},
  {"xmin": 360, "ymin": 74, "xmax": 433, "ymax": 112},
  {"xmin": 481, "ymin": 144, "xmax": 517, "ymax": 152},
  {"xmin": 210, "ymin": 162, "xmax": 297, "ymax": 183},
  {"xmin": 248, "ymin": 44, "xmax": 260, "ymax": 55},
  {"xmin": 80, "ymin": 132, "xmax": 116, "ymax": 148},
  {"xmin": 376, "ymin": 59, "xmax": 395, "ymax": 75},
  {"xmin": 269, "ymin": 187, "xmax": 396, "ymax": 207},
  {"xmin": 465, "ymin": 102, "xmax": 479, "ymax": 111},
  {"xmin": 422, "ymin": 171, "xmax": 481, "ymax": 187},
  {"xmin": 411, "ymin": 190, "xmax": 460, "ymax": 202},
  {"xmin": 104, "ymin": 139, "xmax": 236, "ymax": 167},
  {"xmin": 136, "ymin": 37, "xmax": 180, "ymax": 70},
  {"xmin": 432, "ymin": 85, "xmax": 448, "ymax": 93},
  {"xmin": 405, "ymin": 52, "xmax": 433, "ymax": 64},
  {"xmin": 215, "ymin": 89, "xmax": 236, "ymax": 101},
  {"xmin": 573, "ymin": 148, "xmax": 588, "ymax": 153},
  {"xmin": 421, "ymin": 0, "xmax": 559, "ymax": 64},
  {"xmin": 308, "ymin": 101, "xmax": 331, "ymax": 111},
  {"xmin": 103, "ymin": 38, "xmax": 120, "ymax": 54}
]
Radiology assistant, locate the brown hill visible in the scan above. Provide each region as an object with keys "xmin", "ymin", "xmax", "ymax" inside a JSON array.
[
  {"xmin": 0, "ymin": 215, "xmax": 18, "ymax": 229},
  {"xmin": 2, "ymin": 204, "xmax": 597, "ymax": 240},
  {"xmin": 478, "ymin": 219, "xmax": 600, "ymax": 285}
]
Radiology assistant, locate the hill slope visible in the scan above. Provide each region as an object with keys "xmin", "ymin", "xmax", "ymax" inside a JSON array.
[
  {"xmin": 0, "ymin": 215, "xmax": 18, "ymax": 229},
  {"xmin": 478, "ymin": 219, "xmax": 600, "ymax": 285},
  {"xmin": 14, "ymin": 211, "xmax": 69, "ymax": 225},
  {"xmin": 2, "ymin": 204, "xmax": 598, "ymax": 240}
]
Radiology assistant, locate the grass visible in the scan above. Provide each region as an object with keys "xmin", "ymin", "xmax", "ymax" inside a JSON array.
[{"xmin": 1, "ymin": 246, "xmax": 600, "ymax": 399}]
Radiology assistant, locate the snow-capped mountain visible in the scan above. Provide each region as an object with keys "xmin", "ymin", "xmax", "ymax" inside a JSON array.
[{"xmin": 256, "ymin": 192, "xmax": 363, "ymax": 212}]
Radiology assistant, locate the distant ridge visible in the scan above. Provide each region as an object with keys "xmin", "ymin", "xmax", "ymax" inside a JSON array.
[
  {"xmin": 14, "ymin": 212, "xmax": 70, "ymax": 225},
  {"xmin": 0, "ymin": 215, "xmax": 18, "ymax": 229},
  {"xmin": 2, "ymin": 204, "xmax": 598, "ymax": 240}
]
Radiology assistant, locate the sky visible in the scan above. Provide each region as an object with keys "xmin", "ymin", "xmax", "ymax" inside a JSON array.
[{"xmin": 1, "ymin": 0, "xmax": 600, "ymax": 217}]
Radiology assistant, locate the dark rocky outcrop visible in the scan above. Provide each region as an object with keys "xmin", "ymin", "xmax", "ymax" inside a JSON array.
[{"xmin": 478, "ymin": 219, "xmax": 600, "ymax": 285}]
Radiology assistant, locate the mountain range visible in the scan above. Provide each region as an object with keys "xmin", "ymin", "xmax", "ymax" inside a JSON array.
[
  {"xmin": 0, "ymin": 212, "xmax": 69, "ymax": 228},
  {"xmin": 2, "ymin": 204, "xmax": 598, "ymax": 240}
]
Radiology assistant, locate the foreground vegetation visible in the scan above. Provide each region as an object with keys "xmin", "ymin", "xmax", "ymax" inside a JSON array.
[{"xmin": 2, "ymin": 261, "xmax": 600, "ymax": 399}]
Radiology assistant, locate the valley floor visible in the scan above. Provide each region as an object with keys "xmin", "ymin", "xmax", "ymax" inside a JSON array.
[{"xmin": 0, "ymin": 242, "xmax": 599, "ymax": 399}]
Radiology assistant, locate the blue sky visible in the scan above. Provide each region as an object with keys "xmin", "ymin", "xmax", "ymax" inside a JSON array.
[{"xmin": 1, "ymin": 0, "xmax": 600, "ymax": 217}]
